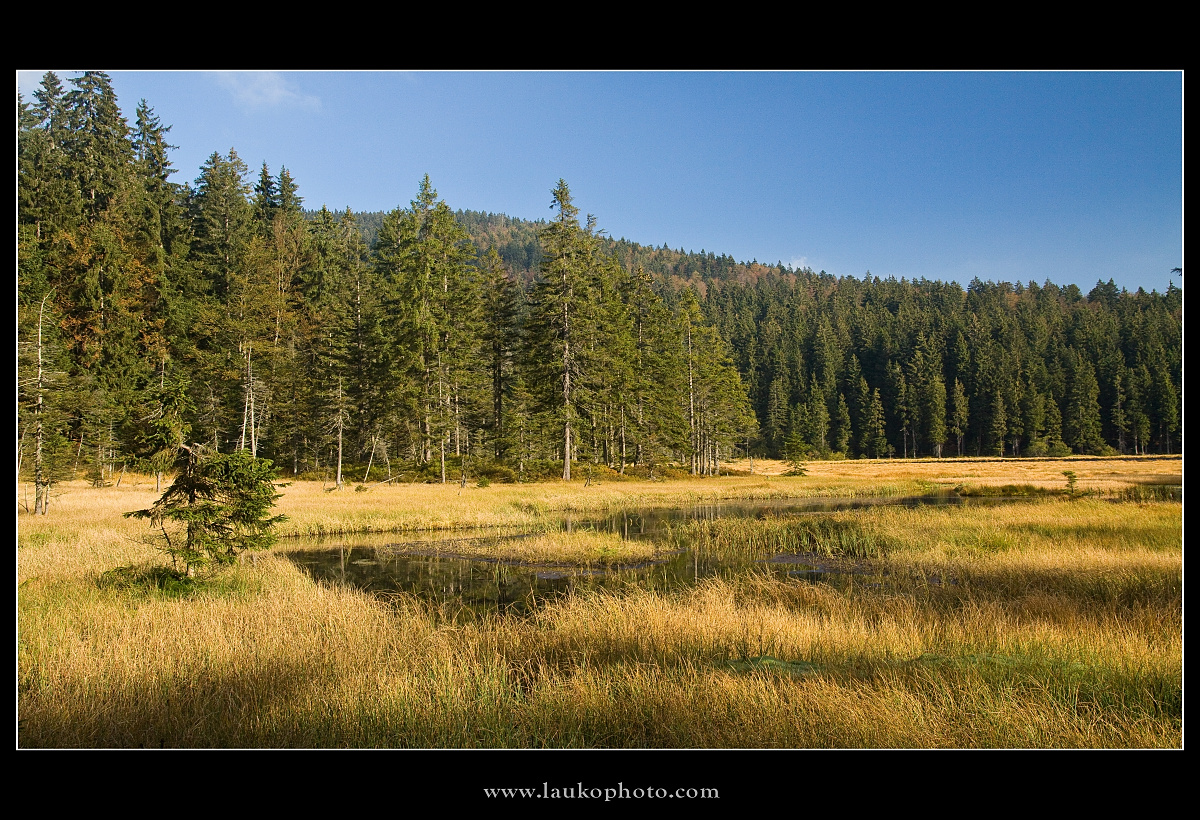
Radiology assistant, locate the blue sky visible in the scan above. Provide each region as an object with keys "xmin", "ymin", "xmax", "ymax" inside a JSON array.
[{"xmin": 17, "ymin": 70, "xmax": 1183, "ymax": 294}]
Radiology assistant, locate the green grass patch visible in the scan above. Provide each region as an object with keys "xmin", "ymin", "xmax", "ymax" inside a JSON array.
[
  {"xmin": 955, "ymin": 483, "xmax": 1052, "ymax": 497},
  {"xmin": 1113, "ymin": 484, "xmax": 1181, "ymax": 502},
  {"xmin": 97, "ymin": 563, "xmax": 263, "ymax": 600},
  {"xmin": 721, "ymin": 656, "xmax": 822, "ymax": 677},
  {"xmin": 665, "ymin": 514, "xmax": 898, "ymax": 560}
]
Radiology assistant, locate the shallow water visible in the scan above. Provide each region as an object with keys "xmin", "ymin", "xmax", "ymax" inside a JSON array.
[
  {"xmin": 284, "ymin": 541, "xmax": 896, "ymax": 617},
  {"xmin": 282, "ymin": 492, "xmax": 992, "ymax": 615},
  {"xmin": 556, "ymin": 491, "xmax": 987, "ymax": 538}
]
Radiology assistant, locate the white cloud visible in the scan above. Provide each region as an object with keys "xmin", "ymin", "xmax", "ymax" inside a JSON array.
[
  {"xmin": 214, "ymin": 71, "xmax": 320, "ymax": 111},
  {"xmin": 789, "ymin": 256, "xmax": 810, "ymax": 271}
]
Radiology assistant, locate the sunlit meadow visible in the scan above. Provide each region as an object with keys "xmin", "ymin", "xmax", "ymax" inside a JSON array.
[{"xmin": 18, "ymin": 456, "xmax": 1181, "ymax": 748}]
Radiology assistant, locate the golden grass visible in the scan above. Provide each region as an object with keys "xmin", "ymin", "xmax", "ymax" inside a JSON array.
[
  {"xmin": 20, "ymin": 557, "xmax": 1179, "ymax": 747},
  {"xmin": 18, "ymin": 462, "xmax": 1182, "ymax": 748},
  {"xmin": 778, "ymin": 455, "xmax": 1180, "ymax": 495},
  {"xmin": 264, "ymin": 474, "xmax": 924, "ymax": 537},
  {"xmin": 324, "ymin": 530, "xmax": 662, "ymax": 566},
  {"xmin": 267, "ymin": 454, "xmax": 1180, "ymax": 537}
]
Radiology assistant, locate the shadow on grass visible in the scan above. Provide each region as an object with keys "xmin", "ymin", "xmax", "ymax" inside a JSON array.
[
  {"xmin": 98, "ymin": 563, "xmax": 262, "ymax": 600},
  {"xmin": 19, "ymin": 654, "xmax": 323, "ymax": 748}
]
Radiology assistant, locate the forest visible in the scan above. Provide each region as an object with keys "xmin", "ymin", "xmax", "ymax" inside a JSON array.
[{"xmin": 17, "ymin": 72, "xmax": 1184, "ymax": 513}]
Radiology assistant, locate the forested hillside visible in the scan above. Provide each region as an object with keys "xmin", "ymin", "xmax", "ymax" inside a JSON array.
[
  {"xmin": 428, "ymin": 214, "xmax": 1181, "ymax": 464},
  {"xmin": 18, "ymin": 72, "xmax": 1182, "ymax": 510}
]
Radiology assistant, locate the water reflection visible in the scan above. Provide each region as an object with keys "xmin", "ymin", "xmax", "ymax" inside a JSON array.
[
  {"xmin": 283, "ymin": 492, "xmax": 991, "ymax": 615},
  {"xmin": 288, "ymin": 541, "xmax": 820, "ymax": 617},
  {"xmin": 558, "ymin": 492, "xmax": 982, "ymax": 539}
]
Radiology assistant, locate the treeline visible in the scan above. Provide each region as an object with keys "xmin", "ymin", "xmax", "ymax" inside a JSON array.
[
  {"xmin": 432, "ymin": 214, "xmax": 1182, "ymax": 463},
  {"xmin": 18, "ymin": 73, "xmax": 1182, "ymax": 512},
  {"xmin": 704, "ymin": 270, "xmax": 1181, "ymax": 460},
  {"xmin": 17, "ymin": 72, "xmax": 755, "ymax": 510}
]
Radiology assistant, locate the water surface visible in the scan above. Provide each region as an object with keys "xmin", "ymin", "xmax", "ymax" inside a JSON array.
[{"xmin": 283, "ymin": 492, "xmax": 994, "ymax": 615}]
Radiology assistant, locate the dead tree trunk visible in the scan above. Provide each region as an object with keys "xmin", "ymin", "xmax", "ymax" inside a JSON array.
[
  {"xmin": 33, "ymin": 291, "xmax": 53, "ymax": 515},
  {"xmin": 335, "ymin": 378, "xmax": 345, "ymax": 489}
]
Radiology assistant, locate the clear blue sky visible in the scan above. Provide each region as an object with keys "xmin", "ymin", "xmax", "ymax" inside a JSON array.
[{"xmin": 18, "ymin": 70, "xmax": 1183, "ymax": 294}]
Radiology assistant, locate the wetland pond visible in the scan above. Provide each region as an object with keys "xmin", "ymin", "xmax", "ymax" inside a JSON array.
[{"xmin": 284, "ymin": 492, "xmax": 1029, "ymax": 616}]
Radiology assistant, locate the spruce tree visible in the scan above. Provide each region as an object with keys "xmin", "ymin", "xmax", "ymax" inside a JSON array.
[
  {"xmin": 62, "ymin": 71, "xmax": 133, "ymax": 221},
  {"xmin": 277, "ymin": 167, "xmax": 303, "ymax": 216},
  {"xmin": 989, "ymin": 391, "xmax": 1008, "ymax": 456},
  {"xmin": 190, "ymin": 149, "xmax": 252, "ymax": 300},
  {"xmin": 623, "ymin": 264, "xmax": 688, "ymax": 471},
  {"xmin": 126, "ymin": 446, "xmax": 285, "ymax": 576},
  {"xmin": 950, "ymin": 377, "xmax": 968, "ymax": 457},
  {"xmin": 1064, "ymin": 353, "xmax": 1105, "ymax": 454},
  {"xmin": 21, "ymin": 73, "xmax": 81, "ymax": 244},
  {"xmin": 863, "ymin": 388, "xmax": 888, "ymax": 458},
  {"xmin": 252, "ymin": 161, "xmax": 278, "ymax": 233},
  {"xmin": 527, "ymin": 180, "xmax": 589, "ymax": 480},
  {"xmin": 376, "ymin": 176, "xmax": 478, "ymax": 480},
  {"xmin": 478, "ymin": 246, "xmax": 519, "ymax": 459},
  {"xmin": 804, "ymin": 372, "xmax": 830, "ymax": 456},
  {"xmin": 765, "ymin": 373, "xmax": 791, "ymax": 457},
  {"xmin": 925, "ymin": 372, "xmax": 947, "ymax": 458},
  {"xmin": 833, "ymin": 392, "xmax": 852, "ymax": 455}
]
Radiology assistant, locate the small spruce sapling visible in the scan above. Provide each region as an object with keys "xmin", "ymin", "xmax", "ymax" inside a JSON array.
[
  {"xmin": 783, "ymin": 427, "xmax": 809, "ymax": 476},
  {"xmin": 126, "ymin": 445, "xmax": 286, "ymax": 576},
  {"xmin": 1062, "ymin": 470, "xmax": 1078, "ymax": 497}
]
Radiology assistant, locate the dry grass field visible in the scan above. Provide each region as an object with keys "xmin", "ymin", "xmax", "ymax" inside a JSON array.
[
  {"xmin": 17, "ymin": 456, "xmax": 1181, "ymax": 749},
  {"xmin": 727, "ymin": 454, "xmax": 1180, "ymax": 492}
]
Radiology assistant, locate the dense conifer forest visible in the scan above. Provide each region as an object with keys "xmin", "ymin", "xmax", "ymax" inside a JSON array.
[{"xmin": 18, "ymin": 72, "xmax": 1183, "ymax": 510}]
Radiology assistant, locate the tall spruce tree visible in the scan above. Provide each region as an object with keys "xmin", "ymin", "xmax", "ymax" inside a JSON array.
[
  {"xmin": 863, "ymin": 388, "xmax": 889, "ymax": 458},
  {"xmin": 478, "ymin": 246, "xmax": 520, "ymax": 460},
  {"xmin": 623, "ymin": 264, "xmax": 688, "ymax": 471},
  {"xmin": 376, "ymin": 176, "xmax": 478, "ymax": 480},
  {"xmin": 950, "ymin": 377, "xmax": 968, "ymax": 456},
  {"xmin": 190, "ymin": 149, "xmax": 251, "ymax": 300},
  {"xmin": 1064, "ymin": 352, "xmax": 1105, "ymax": 454},
  {"xmin": 252, "ymin": 161, "xmax": 279, "ymax": 233},
  {"xmin": 925, "ymin": 372, "xmax": 947, "ymax": 458},
  {"xmin": 63, "ymin": 71, "xmax": 133, "ymax": 221},
  {"xmin": 527, "ymin": 180, "xmax": 589, "ymax": 480}
]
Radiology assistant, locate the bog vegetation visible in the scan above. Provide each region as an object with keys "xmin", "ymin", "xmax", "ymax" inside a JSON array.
[{"xmin": 18, "ymin": 460, "xmax": 1181, "ymax": 748}]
